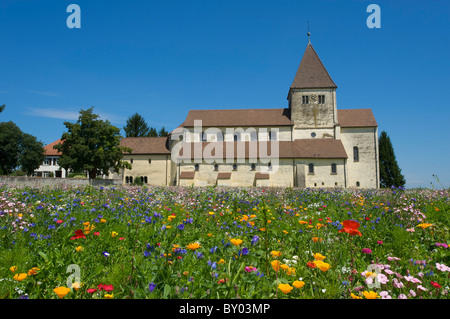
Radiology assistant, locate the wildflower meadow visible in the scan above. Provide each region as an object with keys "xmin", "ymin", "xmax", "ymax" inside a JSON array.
[{"xmin": 0, "ymin": 184, "xmax": 448, "ymax": 300}]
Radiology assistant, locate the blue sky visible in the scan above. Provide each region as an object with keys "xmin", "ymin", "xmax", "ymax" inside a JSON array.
[{"xmin": 0, "ymin": 0, "xmax": 449, "ymax": 188}]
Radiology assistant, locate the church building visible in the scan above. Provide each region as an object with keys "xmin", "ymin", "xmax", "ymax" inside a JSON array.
[{"xmin": 119, "ymin": 41, "xmax": 379, "ymax": 188}]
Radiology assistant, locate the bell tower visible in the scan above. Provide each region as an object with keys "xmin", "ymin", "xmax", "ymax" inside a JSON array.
[{"xmin": 288, "ymin": 38, "xmax": 339, "ymax": 139}]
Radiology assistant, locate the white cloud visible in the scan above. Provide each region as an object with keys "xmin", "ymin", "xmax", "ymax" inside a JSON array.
[
  {"xmin": 26, "ymin": 107, "xmax": 79, "ymax": 120},
  {"xmin": 25, "ymin": 107, "xmax": 123, "ymax": 124}
]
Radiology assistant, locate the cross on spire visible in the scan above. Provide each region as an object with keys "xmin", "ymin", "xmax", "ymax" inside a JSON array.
[{"xmin": 307, "ymin": 21, "xmax": 311, "ymax": 43}]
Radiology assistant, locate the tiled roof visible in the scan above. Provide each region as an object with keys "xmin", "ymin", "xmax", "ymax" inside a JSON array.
[
  {"xmin": 290, "ymin": 43, "xmax": 337, "ymax": 90},
  {"xmin": 44, "ymin": 139, "xmax": 62, "ymax": 156},
  {"xmin": 338, "ymin": 109, "xmax": 378, "ymax": 127},
  {"xmin": 180, "ymin": 108, "xmax": 293, "ymax": 127},
  {"xmin": 120, "ymin": 137, "xmax": 171, "ymax": 155},
  {"xmin": 176, "ymin": 139, "xmax": 347, "ymax": 160}
]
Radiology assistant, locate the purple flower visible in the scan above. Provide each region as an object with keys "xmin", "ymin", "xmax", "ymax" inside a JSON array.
[
  {"xmin": 102, "ymin": 251, "xmax": 110, "ymax": 257},
  {"xmin": 149, "ymin": 282, "xmax": 156, "ymax": 292},
  {"xmin": 177, "ymin": 224, "xmax": 185, "ymax": 230},
  {"xmin": 251, "ymin": 235, "xmax": 259, "ymax": 245}
]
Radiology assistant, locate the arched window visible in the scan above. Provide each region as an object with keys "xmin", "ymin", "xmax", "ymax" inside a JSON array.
[
  {"xmin": 201, "ymin": 132, "xmax": 206, "ymax": 142},
  {"xmin": 250, "ymin": 163, "xmax": 256, "ymax": 171},
  {"xmin": 214, "ymin": 164, "xmax": 219, "ymax": 171},
  {"xmin": 308, "ymin": 163, "xmax": 314, "ymax": 174},
  {"xmin": 353, "ymin": 146, "xmax": 359, "ymax": 162},
  {"xmin": 130, "ymin": 158, "xmax": 133, "ymax": 164},
  {"xmin": 331, "ymin": 163, "xmax": 337, "ymax": 174},
  {"xmin": 232, "ymin": 163, "xmax": 237, "ymax": 171},
  {"xmin": 268, "ymin": 162, "xmax": 272, "ymax": 171},
  {"xmin": 234, "ymin": 133, "xmax": 240, "ymax": 142},
  {"xmin": 194, "ymin": 164, "xmax": 199, "ymax": 171}
]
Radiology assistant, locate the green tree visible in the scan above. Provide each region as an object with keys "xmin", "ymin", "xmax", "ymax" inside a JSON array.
[
  {"xmin": 19, "ymin": 133, "xmax": 46, "ymax": 175},
  {"xmin": 0, "ymin": 121, "xmax": 44, "ymax": 175},
  {"xmin": 55, "ymin": 107, "xmax": 132, "ymax": 179},
  {"xmin": 123, "ymin": 113, "xmax": 151, "ymax": 137},
  {"xmin": 148, "ymin": 127, "xmax": 158, "ymax": 137},
  {"xmin": 379, "ymin": 131, "xmax": 406, "ymax": 188},
  {"xmin": 158, "ymin": 126, "xmax": 168, "ymax": 137},
  {"xmin": 0, "ymin": 104, "xmax": 5, "ymax": 113}
]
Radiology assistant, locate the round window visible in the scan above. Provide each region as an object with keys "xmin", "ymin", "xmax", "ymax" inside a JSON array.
[{"xmin": 311, "ymin": 132, "xmax": 316, "ymax": 138}]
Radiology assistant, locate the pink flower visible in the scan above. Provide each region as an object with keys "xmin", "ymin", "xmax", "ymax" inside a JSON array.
[
  {"xmin": 409, "ymin": 289, "xmax": 416, "ymax": 297},
  {"xmin": 392, "ymin": 278, "xmax": 404, "ymax": 289},
  {"xmin": 436, "ymin": 263, "xmax": 450, "ymax": 272},
  {"xmin": 398, "ymin": 294, "xmax": 407, "ymax": 299},
  {"xmin": 387, "ymin": 256, "xmax": 401, "ymax": 261},
  {"xmin": 380, "ymin": 291, "xmax": 391, "ymax": 299},
  {"xmin": 406, "ymin": 228, "xmax": 415, "ymax": 232},
  {"xmin": 384, "ymin": 269, "xmax": 394, "ymax": 275},
  {"xmin": 56, "ymin": 220, "xmax": 63, "ymax": 224},
  {"xmin": 362, "ymin": 248, "xmax": 372, "ymax": 254},
  {"xmin": 377, "ymin": 241, "xmax": 383, "ymax": 245},
  {"xmin": 377, "ymin": 273, "xmax": 389, "ymax": 284},
  {"xmin": 417, "ymin": 285, "xmax": 428, "ymax": 291}
]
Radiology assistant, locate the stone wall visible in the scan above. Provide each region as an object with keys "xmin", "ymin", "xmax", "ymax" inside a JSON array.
[{"xmin": 0, "ymin": 176, "xmax": 122, "ymax": 188}]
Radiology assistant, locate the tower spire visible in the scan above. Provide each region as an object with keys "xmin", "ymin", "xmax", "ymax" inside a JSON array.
[{"xmin": 307, "ymin": 21, "xmax": 311, "ymax": 44}]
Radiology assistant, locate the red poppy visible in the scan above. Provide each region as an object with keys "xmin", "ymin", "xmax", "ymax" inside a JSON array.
[
  {"xmin": 97, "ymin": 284, "xmax": 114, "ymax": 292},
  {"xmin": 70, "ymin": 229, "xmax": 86, "ymax": 240},
  {"xmin": 430, "ymin": 281, "xmax": 442, "ymax": 288},
  {"xmin": 218, "ymin": 278, "xmax": 228, "ymax": 284},
  {"xmin": 339, "ymin": 220, "xmax": 362, "ymax": 236},
  {"xmin": 87, "ymin": 288, "xmax": 97, "ymax": 294},
  {"xmin": 307, "ymin": 261, "xmax": 317, "ymax": 269}
]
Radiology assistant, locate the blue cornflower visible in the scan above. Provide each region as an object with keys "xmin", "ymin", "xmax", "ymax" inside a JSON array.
[
  {"xmin": 102, "ymin": 251, "xmax": 110, "ymax": 257},
  {"xmin": 210, "ymin": 246, "xmax": 218, "ymax": 253},
  {"xmin": 48, "ymin": 225, "xmax": 55, "ymax": 230},
  {"xmin": 196, "ymin": 252, "xmax": 204, "ymax": 259},
  {"xmin": 149, "ymin": 282, "xmax": 156, "ymax": 292},
  {"xmin": 144, "ymin": 250, "xmax": 151, "ymax": 257},
  {"xmin": 252, "ymin": 235, "xmax": 259, "ymax": 246},
  {"xmin": 177, "ymin": 224, "xmax": 185, "ymax": 230}
]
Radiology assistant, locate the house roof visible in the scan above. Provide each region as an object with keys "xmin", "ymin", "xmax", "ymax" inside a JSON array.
[
  {"xmin": 120, "ymin": 137, "xmax": 171, "ymax": 155},
  {"xmin": 176, "ymin": 139, "xmax": 347, "ymax": 160},
  {"xmin": 180, "ymin": 108, "xmax": 294, "ymax": 127},
  {"xmin": 44, "ymin": 139, "xmax": 62, "ymax": 156},
  {"xmin": 337, "ymin": 109, "xmax": 378, "ymax": 127},
  {"xmin": 290, "ymin": 43, "xmax": 337, "ymax": 91}
]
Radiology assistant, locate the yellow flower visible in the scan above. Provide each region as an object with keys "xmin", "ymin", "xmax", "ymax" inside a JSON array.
[
  {"xmin": 230, "ymin": 238, "xmax": 243, "ymax": 246},
  {"xmin": 286, "ymin": 267, "xmax": 296, "ymax": 276},
  {"xmin": 416, "ymin": 223, "xmax": 433, "ymax": 229},
  {"xmin": 10, "ymin": 266, "xmax": 17, "ymax": 273},
  {"xmin": 111, "ymin": 231, "xmax": 118, "ymax": 238},
  {"xmin": 100, "ymin": 219, "xmax": 107, "ymax": 223},
  {"xmin": 270, "ymin": 250, "xmax": 282, "ymax": 258},
  {"xmin": 271, "ymin": 260, "xmax": 281, "ymax": 272},
  {"xmin": 208, "ymin": 212, "xmax": 215, "ymax": 216},
  {"xmin": 186, "ymin": 242, "xmax": 201, "ymax": 250},
  {"xmin": 293, "ymin": 280, "xmax": 305, "ymax": 289},
  {"xmin": 218, "ymin": 259, "xmax": 226, "ymax": 264},
  {"xmin": 351, "ymin": 293, "xmax": 362, "ymax": 299},
  {"xmin": 72, "ymin": 282, "xmax": 83, "ymax": 291},
  {"xmin": 298, "ymin": 220, "xmax": 308, "ymax": 225},
  {"xmin": 54, "ymin": 286, "xmax": 71, "ymax": 298},
  {"xmin": 28, "ymin": 267, "xmax": 40, "ymax": 275},
  {"xmin": 313, "ymin": 253, "xmax": 326, "ymax": 261},
  {"xmin": 280, "ymin": 264, "xmax": 289, "ymax": 271},
  {"xmin": 362, "ymin": 291, "xmax": 379, "ymax": 299},
  {"xmin": 314, "ymin": 260, "xmax": 331, "ymax": 272},
  {"xmin": 76, "ymin": 246, "xmax": 83, "ymax": 252},
  {"xmin": 104, "ymin": 293, "xmax": 114, "ymax": 299},
  {"xmin": 207, "ymin": 233, "xmax": 213, "ymax": 237},
  {"xmin": 13, "ymin": 273, "xmax": 27, "ymax": 281},
  {"xmin": 278, "ymin": 283, "xmax": 293, "ymax": 294}
]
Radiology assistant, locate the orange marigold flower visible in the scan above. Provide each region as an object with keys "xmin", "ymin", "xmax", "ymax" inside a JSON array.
[
  {"xmin": 186, "ymin": 242, "xmax": 201, "ymax": 250},
  {"xmin": 271, "ymin": 260, "xmax": 281, "ymax": 272},
  {"xmin": 307, "ymin": 261, "xmax": 317, "ymax": 269},
  {"xmin": 278, "ymin": 283, "xmax": 293, "ymax": 294}
]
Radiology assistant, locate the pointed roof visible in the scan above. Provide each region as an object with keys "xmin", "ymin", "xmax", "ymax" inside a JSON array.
[{"xmin": 290, "ymin": 43, "xmax": 337, "ymax": 90}]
